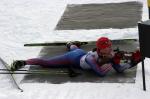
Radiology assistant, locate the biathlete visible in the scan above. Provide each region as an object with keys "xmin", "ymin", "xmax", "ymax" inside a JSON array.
[{"xmin": 11, "ymin": 37, "xmax": 141, "ymax": 77}]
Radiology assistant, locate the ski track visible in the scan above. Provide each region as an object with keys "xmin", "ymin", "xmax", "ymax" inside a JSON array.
[{"xmin": 0, "ymin": 0, "xmax": 150, "ymax": 99}]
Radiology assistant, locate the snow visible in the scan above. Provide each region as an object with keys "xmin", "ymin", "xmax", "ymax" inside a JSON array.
[{"xmin": 0, "ymin": 0, "xmax": 150, "ymax": 99}]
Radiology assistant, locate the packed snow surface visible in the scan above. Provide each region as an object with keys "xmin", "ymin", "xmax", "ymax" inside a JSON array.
[{"xmin": 0, "ymin": 0, "xmax": 150, "ymax": 99}]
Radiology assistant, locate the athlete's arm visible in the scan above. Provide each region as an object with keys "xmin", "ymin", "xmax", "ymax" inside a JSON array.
[{"xmin": 85, "ymin": 55, "xmax": 112, "ymax": 76}]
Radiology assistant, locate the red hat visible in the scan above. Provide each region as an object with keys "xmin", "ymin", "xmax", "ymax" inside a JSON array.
[{"xmin": 96, "ymin": 37, "xmax": 112, "ymax": 49}]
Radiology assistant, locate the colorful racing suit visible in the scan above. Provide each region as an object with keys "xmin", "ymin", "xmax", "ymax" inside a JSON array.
[{"xmin": 26, "ymin": 45, "xmax": 139, "ymax": 76}]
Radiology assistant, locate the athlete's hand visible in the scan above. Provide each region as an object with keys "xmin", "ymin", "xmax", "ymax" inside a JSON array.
[{"xmin": 97, "ymin": 55, "xmax": 112, "ymax": 66}]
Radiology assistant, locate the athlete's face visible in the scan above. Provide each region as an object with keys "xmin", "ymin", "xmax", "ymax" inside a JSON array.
[{"xmin": 97, "ymin": 47, "xmax": 112, "ymax": 57}]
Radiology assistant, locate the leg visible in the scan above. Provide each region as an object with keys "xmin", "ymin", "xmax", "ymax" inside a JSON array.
[
  {"xmin": 11, "ymin": 48, "xmax": 86, "ymax": 71},
  {"xmin": 11, "ymin": 53, "xmax": 72, "ymax": 71},
  {"xmin": 26, "ymin": 54, "xmax": 72, "ymax": 68},
  {"xmin": 27, "ymin": 41, "xmax": 82, "ymax": 67},
  {"xmin": 27, "ymin": 49, "xmax": 86, "ymax": 68}
]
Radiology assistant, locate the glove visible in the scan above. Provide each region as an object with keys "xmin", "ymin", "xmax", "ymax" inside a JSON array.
[
  {"xmin": 130, "ymin": 50, "xmax": 141, "ymax": 66},
  {"xmin": 113, "ymin": 48, "xmax": 134, "ymax": 64},
  {"xmin": 132, "ymin": 50, "xmax": 141, "ymax": 62},
  {"xmin": 97, "ymin": 56, "xmax": 112, "ymax": 66},
  {"xmin": 112, "ymin": 52, "xmax": 122, "ymax": 64}
]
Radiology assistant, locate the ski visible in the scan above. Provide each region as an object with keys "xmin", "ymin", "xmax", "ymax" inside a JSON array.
[
  {"xmin": 0, "ymin": 68, "xmax": 81, "ymax": 76},
  {"xmin": 0, "ymin": 71, "xmax": 71, "ymax": 75},
  {"xmin": 0, "ymin": 58, "xmax": 23, "ymax": 92},
  {"xmin": 24, "ymin": 39, "xmax": 137, "ymax": 47},
  {"xmin": 0, "ymin": 68, "xmax": 68, "ymax": 72}
]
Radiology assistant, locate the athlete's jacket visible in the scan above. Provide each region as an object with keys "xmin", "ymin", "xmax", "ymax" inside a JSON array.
[
  {"xmin": 79, "ymin": 51, "xmax": 113, "ymax": 76},
  {"xmin": 79, "ymin": 50, "xmax": 134, "ymax": 76}
]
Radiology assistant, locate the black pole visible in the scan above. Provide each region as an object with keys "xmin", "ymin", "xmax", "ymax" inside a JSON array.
[
  {"xmin": 141, "ymin": 58, "xmax": 146, "ymax": 91},
  {"xmin": 138, "ymin": 22, "xmax": 147, "ymax": 91}
]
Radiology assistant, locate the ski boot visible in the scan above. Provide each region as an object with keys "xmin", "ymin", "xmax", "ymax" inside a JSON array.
[
  {"xmin": 66, "ymin": 41, "xmax": 82, "ymax": 50},
  {"xmin": 11, "ymin": 60, "xmax": 26, "ymax": 71}
]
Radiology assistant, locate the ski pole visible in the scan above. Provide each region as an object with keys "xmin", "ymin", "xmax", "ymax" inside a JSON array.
[
  {"xmin": 0, "ymin": 68, "xmax": 68, "ymax": 72},
  {"xmin": 0, "ymin": 69, "xmax": 28, "ymax": 71},
  {"xmin": 0, "ymin": 71, "xmax": 70, "ymax": 75},
  {"xmin": 0, "ymin": 69, "xmax": 81, "ymax": 75},
  {"xmin": 0, "ymin": 57, "xmax": 23, "ymax": 92}
]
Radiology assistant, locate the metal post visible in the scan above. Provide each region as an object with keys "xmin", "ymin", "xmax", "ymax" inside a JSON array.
[{"xmin": 141, "ymin": 58, "xmax": 146, "ymax": 91}]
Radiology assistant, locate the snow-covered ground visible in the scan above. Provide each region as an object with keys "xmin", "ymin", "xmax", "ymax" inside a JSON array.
[{"xmin": 0, "ymin": 0, "xmax": 150, "ymax": 99}]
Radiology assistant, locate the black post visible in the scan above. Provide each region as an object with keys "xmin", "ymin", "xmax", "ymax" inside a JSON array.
[
  {"xmin": 141, "ymin": 58, "xmax": 146, "ymax": 91},
  {"xmin": 138, "ymin": 22, "xmax": 147, "ymax": 91}
]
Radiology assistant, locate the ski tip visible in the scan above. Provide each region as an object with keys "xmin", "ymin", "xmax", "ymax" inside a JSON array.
[{"xmin": 20, "ymin": 89, "xmax": 23, "ymax": 92}]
